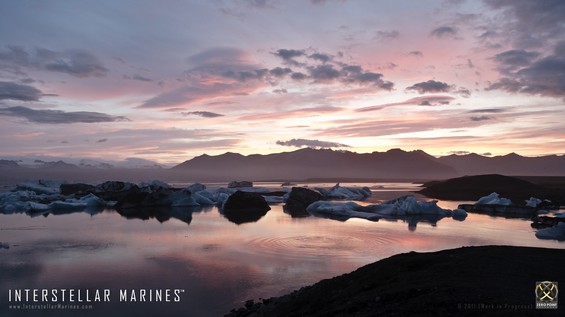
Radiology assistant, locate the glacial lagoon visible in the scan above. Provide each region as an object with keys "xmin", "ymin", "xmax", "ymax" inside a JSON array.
[{"xmin": 1, "ymin": 182, "xmax": 563, "ymax": 316}]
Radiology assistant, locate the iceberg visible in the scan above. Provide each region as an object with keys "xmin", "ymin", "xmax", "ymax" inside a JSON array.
[
  {"xmin": 170, "ymin": 195, "xmax": 200, "ymax": 207},
  {"xmin": 228, "ymin": 181, "xmax": 253, "ymax": 188},
  {"xmin": 306, "ymin": 195, "xmax": 454, "ymax": 223},
  {"xmin": 192, "ymin": 193, "xmax": 214, "ymax": 205},
  {"xmin": 452, "ymin": 208, "xmax": 468, "ymax": 221},
  {"xmin": 306, "ymin": 201, "xmax": 380, "ymax": 221},
  {"xmin": 139, "ymin": 180, "xmax": 171, "ymax": 192},
  {"xmin": 459, "ymin": 192, "xmax": 545, "ymax": 217},
  {"xmin": 263, "ymin": 195, "xmax": 286, "ymax": 204},
  {"xmin": 535, "ymin": 222, "xmax": 565, "ymax": 241},
  {"xmin": 47, "ymin": 193, "xmax": 106, "ymax": 211},
  {"xmin": 475, "ymin": 192, "xmax": 512, "ymax": 205},
  {"xmin": 371, "ymin": 196, "xmax": 451, "ymax": 216},
  {"xmin": 28, "ymin": 201, "xmax": 50, "ymax": 212},
  {"xmin": 187, "ymin": 183, "xmax": 207, "ymax": 194},
  {"xmin": 525, "ymin": 197, "xmax": 542, "ymax": 208},
  {"xmin": 16, "ymin": 179, "xmax": 64, "ymax": 195},
  {"xmin": 214, "ymin": 192, "xmax": 230, "ymax": 209},
  {"xmin": 316, "ymin": 183, "xmax": 371, "ymax": 200},
  {"xmin": 0, "ymin": 190, "xmax": 63, "ymax": 213}
]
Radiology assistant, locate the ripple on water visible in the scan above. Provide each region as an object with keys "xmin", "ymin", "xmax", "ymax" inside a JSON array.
[{"xmin": 244, "ymin": 231, "xmax": 401, "ymax": 260}]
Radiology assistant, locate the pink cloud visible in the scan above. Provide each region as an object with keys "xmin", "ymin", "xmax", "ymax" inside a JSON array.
[{"xmin": 357, "ymin": 95, "xmax": 455, "ymax": 112}]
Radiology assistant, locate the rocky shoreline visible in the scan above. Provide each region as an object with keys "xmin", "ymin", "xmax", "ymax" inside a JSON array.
[{"xmin": 227, "ymin": 246, "xmax": 565, "ymax": 316}]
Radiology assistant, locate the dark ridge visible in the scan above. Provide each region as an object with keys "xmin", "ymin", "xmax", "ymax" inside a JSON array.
[
  {"xmin": 418, "ymin": 174, "xmax": 565, "ymax": 203},
  {"xmin": 172, "ymin": 148, "xmax": 457, "ymax": 181},
  {"xmin": 227, "ymin": 246, "xmax": 565, "ymax": 317}
]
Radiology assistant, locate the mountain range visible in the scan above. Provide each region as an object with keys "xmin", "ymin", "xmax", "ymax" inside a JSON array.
[
  {"xmin": 2, "ymin": 148, "xmax": 565, "ymax": 182},
  {"xmin": 172, "ymin": 148, "xmax": 565, "ymax": 181}
]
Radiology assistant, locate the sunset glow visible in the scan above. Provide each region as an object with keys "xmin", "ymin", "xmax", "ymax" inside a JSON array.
[{"xmin": 1, "ymin": 0, "xmax": 564, "ymax": 165}]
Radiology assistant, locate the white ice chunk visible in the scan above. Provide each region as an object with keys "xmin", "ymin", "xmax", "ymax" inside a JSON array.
[
  {"xmin": 306, "ymin": 195, "xmax": 452, "ymax": 221},
  {"xmin": 452, "ymin": 208, "xmax": 468, "ymax": 221},
  {"xmin": 170, "ymin": 190, "xmax": 200, "ymax": 207},
  {"xmin": 48, "ymin": 200, "xmax": 86, "ymax": 210},
  {"xmin": 475, "ymin": 192, "xmax": 512, "ymax": 205},
  {"xmin": 28, "ymin": 202, "xmax": 50, "ymax": 211},
  {"xmin": 35, "ymin": 193, "xmax": 106, "ymax": 211},
  {"xmin": 192, "ymin": 192, "xmax": 215, "ymax": 205},
  {"xmin": 306, "ymin": 201, "xmax": 380, "ymax": 221},
  {"xmin": 316, "ymin": 183, "xmax": 372, "ymax": 200},
  {"xmin": 214, "ymin": 192, "xmax": 230, "ymax": 209},
  {"xmin": 263, "ymin": 195, "xmax": 285, "ymax": 204},
  {"xmin": 139, "ymin": 180, "xmax": 171, "ymax": 189},
  {"xmin": 78, "ymin": 193, "xmax": 106, "ymax": 207},
  {"xmin": 196, "ymin": 190, "xmax": 216, "ymax": 201},
  {"xmin": 525, "ymin": 197, "xmax": 542, "ymax": 208},
  {"xmin": 0, "ymin": 190, "xmax": 40, "ymax": 213},
  {"xmin": 187, "ymin": 183, "xmax": 206, "ymax": 194},
  {"xmin": 16, "ymin": 179, "xmax": 64, "ymax": 195},
  {"xmin": 535, "ymin": 222, "xmax": 565, "ymax": 241},
  {"xmin": 374, "ymin": 196, "xmax": 452, "ymax": 216}
]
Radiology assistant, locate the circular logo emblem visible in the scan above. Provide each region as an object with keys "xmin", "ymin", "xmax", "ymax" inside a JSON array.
[{"xmin": 536, "ymin": 281, "xmax": 558, "ymax": 302}]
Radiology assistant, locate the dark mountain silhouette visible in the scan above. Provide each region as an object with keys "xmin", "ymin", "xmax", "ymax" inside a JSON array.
[
  {"xmin": 0, "ymin": 160, "xmax": 20, "ymax": 168},
  {"xmin": 436, "ymin": 152, "xmax": 565, "ymax": 176},
  {"xmin": 2, "ymin": 149, "xmax": 564, "ymax": 183},
  {"xmin": 36, "ymin": 160, "xmax": 80, "ymax": 169},
  {"xmin": 173, "ymin": 148, "xmax": 565, "ymax": 181},
  {"xmin": 172, "ymin": 148, "xmax": 458, "ymax": 181}
]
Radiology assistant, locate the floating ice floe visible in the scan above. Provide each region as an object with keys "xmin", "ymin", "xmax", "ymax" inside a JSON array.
[
  {"xmin": 525, "ymin": 197, "xmax": 542, "ymax": 208},
  {"xmin": 452, "ymin": 208, "xmax": 468, "ymax": 221},
  {"xmin": 139, "ymin": 180, "xmax": 171, "ymax": 190},
  {"xmin": 535, "ymin": 222, "xmax": 565, "ymax": 241},
  {"xmin": 187, "ymin": 183, "xmax": 207, "ymax": 194},
  {"xmin": 16, "ymin": 179, "xmax": 64, "ymax": 195},
  {"xmin": 169, "ymin": 189, "xmax": 200, "ymax": 207},
  {"xmin": 373, "ymin": 196, "xmax": 452, "ymax": 216},
  {"xmin": 263, "ymin": 196, "xmax": 286, "ymax": 204},
  {"xmin": 475, "ymin": 192, "xmax": 512, "ymax": 205},
  {"xmin": 306, "ymin": 195, "xmax": 458, "ymax": 222},
  {"xmin": 458, "ymin": 192, "xmax": 545, "ymax": 217},
  {"xmin": 315, "ymin": 183, "xmax": 371, "ymax": 200},
  {"xmin": 0, "ymin": 189, "xmax": 64, "ymax": 214},
  {"xmin": 306, "ymin": 201, "xmax": 380, "ymax": 221}
]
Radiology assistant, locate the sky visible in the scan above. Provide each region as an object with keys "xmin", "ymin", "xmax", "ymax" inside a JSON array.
[{"xmin": 0, "ymin": 0, "xmax": 564, "ymax": 165}]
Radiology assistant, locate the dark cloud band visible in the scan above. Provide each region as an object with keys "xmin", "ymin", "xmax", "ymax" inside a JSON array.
[
  {"xmin": 276, "ymin": 138, "xmax": 350, "ymax": 149},
  {"xmin": 0, "ymin": 106, "xmax": 129, "ymax": 124}
]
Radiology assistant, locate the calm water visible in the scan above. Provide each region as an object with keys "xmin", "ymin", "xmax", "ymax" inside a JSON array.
[{"xmin": 0, "ymin": 182, "xmax": 563, "ymax": 316}]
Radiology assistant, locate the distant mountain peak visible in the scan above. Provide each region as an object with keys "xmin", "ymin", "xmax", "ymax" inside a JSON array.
[
  {"xmin": 386, "ymin": 148, "xmax": 406, "ymax": 153},
  {"xmin": 502, "ymin": 152, "xmax": 522, "ymax": 158}
]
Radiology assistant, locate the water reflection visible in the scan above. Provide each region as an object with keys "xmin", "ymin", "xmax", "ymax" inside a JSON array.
[
  {"xmin": 219, "ymin": 207, "xmax": 270, "ymax": 225},
  {"xmin": 117, "ymin": 206, "xmax": 204, "ymax": 225},
  {"xmin": 23, "ymin": 207, "xmax": 105, "ymax": 218},
  {"xmin": 380, "ymin": 214, "xmax": 447, "ymax": 231},
  {"xmin": 1, "ymin": 183, "xmax": 564, "ymax": 317},
  {"xmin": 282, "ymin": 205, "xmax": 311, "ymax": 218}
]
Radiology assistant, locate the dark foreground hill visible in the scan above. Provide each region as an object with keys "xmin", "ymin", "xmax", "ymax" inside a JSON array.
[
  {"xmin": 227, "ymin": 246, "xmax": 565, "ymax": 317},
  {"xmin": 418, "ymin": 174, "xmax": 565, "ymax": 204}
]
